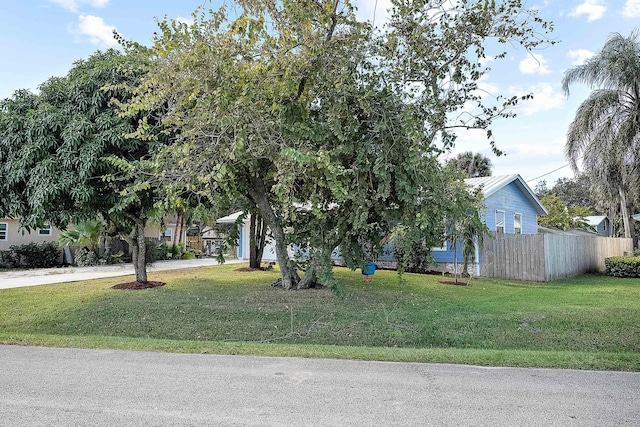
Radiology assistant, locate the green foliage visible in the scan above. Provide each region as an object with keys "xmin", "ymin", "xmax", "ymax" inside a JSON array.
[
  {"xmin": 74, "ymin": 247, "xmax": 101, "ymax": 267},
  {"xmin": 390, "ymin": 226, "xmax": 435, "ymax": 274},
  {"xmin": 538, "ymin": 194, "xmax": 593, "ymax": 231},
  {"xmin": 0, "ymin": 242, "xmax": 61, "ymax": 268},
  {"xmin": 59, "ymin": 220, "xmax": 105, "ymax": 253},
  {"xmin": 170, "ymin": 243, "xmax": 186, "ymax": 259},
  {"xmin": 549, "ymin": 174, "xmax": 594, "ymax": 209},
  {"xmin": 604, "ymin": 256, "xmax": 640, "ymax": 278},
  {"xmin": 146, "ymin": 239, "xmax": 168, "ymax": 263},
  {"xmin": 446, "ymin": 152, "xmax": 493, "ymax": 178},
  {"xmin": 0, "ymin": 49, "xmax": 168, "ymax": 282},
  {"xmin": 563, "ymin": 31, "xmax": 640, "ymax": 238},
  {"xmin": 119, "ymin": 0, "xmax": 554, "ymax": 289}
]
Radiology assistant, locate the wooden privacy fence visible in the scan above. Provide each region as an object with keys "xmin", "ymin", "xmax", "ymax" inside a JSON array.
[{"xmin": 479, "ymin": 233, "xmax": 633, "ymax": 282}]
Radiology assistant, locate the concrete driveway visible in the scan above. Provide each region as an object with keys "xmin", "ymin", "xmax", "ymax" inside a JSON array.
[
  {"xmin": 1, "ymin": 345, "xmax": 639, "ymax": 426},
  {"xmin": 0, "ymin": 258, "xmax": 245, "ymax": 289}
]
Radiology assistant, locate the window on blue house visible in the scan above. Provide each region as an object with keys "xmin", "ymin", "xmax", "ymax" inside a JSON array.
[
  {"xmin": 514, "ymin": 213, "xmax": 522, "ymax": 234},
  {"xmin": 0, "ymin": 223, "xmax": 7, "ymax": 241},
  {"xmin": 431, "ymin": 241, "xmax": 447, "ymax": 251},
  {"xmin": 495, "ymin": 210, "xmax": 505, "ymax": 233}
]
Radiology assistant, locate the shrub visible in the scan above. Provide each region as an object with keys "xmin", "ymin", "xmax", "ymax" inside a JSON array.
[
  {"xmin": 391, "ymin": 229, "xmax": 434, "ymax": 274},
  {"xmin": 74, "ymin": 247, "xmax": 100, "ymax": 267},
  {"xmin": 0, "ymin": 250, "xmax": 11, "ymax": 268},
  {"xmin": 633, "ymin": 249, "xmax": 640, "ymax": 257},
  {"xmin": 145, "ymin": 239, "xmax": 167, "ymax": 263},
  {"xmin": 604, "ymin": 256, "xmax": 640, "ymax": 278},
  {"xmin": 3, "ymin": 242, "xmax": 61, "ymax": 268}
]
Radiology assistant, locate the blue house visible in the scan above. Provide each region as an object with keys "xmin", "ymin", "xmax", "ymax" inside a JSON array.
[
  {"xmin": 582, "ymin": 215, "xmax": 611, "ymax": 237},
  {"xmin": 218, "ymin": 174, "xmax": 548, "ymax": 274},
  {"xmin": 432, "ymin": 174, "xmax": 547, "ymax": 274},
  {"xmin": 376, "ymin": 174, "xmax": 547, "ymax": 274}
]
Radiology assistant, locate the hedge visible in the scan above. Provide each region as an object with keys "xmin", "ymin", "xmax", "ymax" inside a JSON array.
[
  {"xmin": 604, "ymin": 256, "xmax": 640, "ymax": 278},
  {"xmin": 0, "ymin": 242, "xmax": 62, "ymax": 269}
]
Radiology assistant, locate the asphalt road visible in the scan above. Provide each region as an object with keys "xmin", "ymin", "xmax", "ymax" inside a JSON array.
[{"xmin": 0, "ymin": 345, "xmax": 638, "ymax": 426}]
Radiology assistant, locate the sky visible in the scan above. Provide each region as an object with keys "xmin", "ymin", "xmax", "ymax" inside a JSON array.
[{"xmin": 1, "ymin": 0, "xmax": 639, "ymax": 189}]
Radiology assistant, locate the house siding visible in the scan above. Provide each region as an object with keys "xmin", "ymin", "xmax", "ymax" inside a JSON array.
[
  {"xmin": 0, "ymin": 218, "xmax": 62, "ymax": 251},
  {"xmin": 594, "ymin": 219, "xmax": 610, "ymax": 236},
  {"xmin": 482, "ymin": 182, "xmax": 539, "ymax": 234},
  {"xmin": 430, "ymin": 182, "xmax": 539, "ymax": 265}
]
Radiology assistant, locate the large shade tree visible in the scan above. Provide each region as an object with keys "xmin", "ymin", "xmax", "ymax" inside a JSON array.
[
  {"xmin": 121, "ymin": 0, "xmax": 553, "ymax": 289},
  {"xmin": 0, "ymin": 50, "xmax": 164, "ymax": 282},
  {"xmin": 563, "ymin": 31, "xmax": 640, "ymax": 239}
]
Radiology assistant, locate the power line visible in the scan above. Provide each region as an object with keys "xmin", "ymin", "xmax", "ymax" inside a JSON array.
[
  {"xmin": 525, "ymin": 153, "xmax": 585, "ymax": 183},
  {"xmin": 526, "ymin": 163, "xmax": 573, "ymax": 183}
]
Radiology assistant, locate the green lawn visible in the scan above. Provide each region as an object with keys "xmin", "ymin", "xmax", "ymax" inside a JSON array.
[{"xmin": 1, "ymin": 264, "xmax": 639, "ymax": 371}]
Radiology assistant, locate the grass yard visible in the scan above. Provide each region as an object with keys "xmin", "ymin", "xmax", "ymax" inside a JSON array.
[{"xmin": 1, "ymin": 264, "xmax": 639, "ymax": 371}]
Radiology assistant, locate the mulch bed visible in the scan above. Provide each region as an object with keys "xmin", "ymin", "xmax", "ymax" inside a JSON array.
[
  {"xmin": 440, "ymin": 280, "xmax": 470, "ymax": 287},
  {"xmin": 111, "ymin": 281, "xmax": 166, "ymax": 290}
]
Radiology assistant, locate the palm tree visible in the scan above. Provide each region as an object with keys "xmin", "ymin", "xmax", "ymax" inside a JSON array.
[
  {"xmin": 562, "ymin": 31, "xmax": 640, "ymax": 239},
  {"xmin": 59, "ymin": 220, "xmax": 105, "ymax": 253},
  {"xmin": 447, "ymin": 152, "xmax": 493, "ymax": 178}
]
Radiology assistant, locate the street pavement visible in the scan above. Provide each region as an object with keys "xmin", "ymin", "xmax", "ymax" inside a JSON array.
[
  {"xmin": 0, "ymin": 345, "xmax": 638, "ymax": 426},
  {"xmin": 0, "ymin": 258, "xmax": 245, "ymax": 290}
]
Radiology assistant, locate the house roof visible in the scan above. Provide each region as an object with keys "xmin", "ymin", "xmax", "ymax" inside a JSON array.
[
  {"xmin": 538, "ymin": 225, "xmax": 597, "ymax": 236},
  {"xmin": 583, "ymin": 215, "xmax": 608, "ymax": 227},
  {"xmin": 216, "ymin": 211, "xmax": 246, "ymax": 224},
  {"xmin": 465, "ymin": 174, "xmax": 548, "ymax": 216}
]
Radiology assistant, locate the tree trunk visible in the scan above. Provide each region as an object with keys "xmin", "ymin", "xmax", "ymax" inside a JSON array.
[
  {"xmin": 178, "ymin": 213, "xmax": 185, "ymax": 246},
  {"xmin": 172, "ymin": 210, "xmax": 180, "ymax": 247},
  {"xmin": 123, "ymin": 216, "xmax": 148, "ymax": 283},
  {"xmin": 134, "ymin": 219, "xmax": 148, "ymax": 282},
  {"xmin": 249, "ymin": 210, "xmax": 267, "ymax": 269},
  {"xmin": 103, "ymin": 234, "xmax": 112, "ymax": 259},
  {"xmin": 247, "ymin": 176, "xmax": 300, "ymax": 289},
  {"xmin": 619, "ymin": 187, "xmax": 632, "ymax": 239},
  {"xmin": 461, "ymin": 255, "xmax": 469, "ymax": 277}
]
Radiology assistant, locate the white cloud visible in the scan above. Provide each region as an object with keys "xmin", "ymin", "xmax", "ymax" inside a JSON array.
[
  {"xmin": 622, "ymin": 0, "xmax": 640, "ymax": 17},
  {"xmin": 71, "ymin": 14, "xmax": 117, "ymax": 46},
  {"xmin": 519, "ymin": 53, "xmax": 552, "ymax": 75},
  {"xmin": 175, "ymin": 16, "xmax": 194, "ymax": 26},
  {"xmin": 509, "ymin": 83, "xmax": 565, "ymax": 116},
  {"xmin": 353, "ymin": 0, "xmax": 393, "ymax": 26},
  {"xmin": 49, "ymin": 0, "xmax": 109, "ymax": 13},
  {"xmin": 567, "ymin": 49, "xmax": 595, "ymax": 65},
  {"xmin": 569, "ymin": 0, "xmax": 607, "ymax": 22}
]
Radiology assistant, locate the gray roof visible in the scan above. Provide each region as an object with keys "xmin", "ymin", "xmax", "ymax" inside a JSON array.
[
  {"xmin": 538, "ymin": 225, "xmax": 597, "ymax": 236},
  {"xmin": 583, "ymin": 215, "xmax": 608, "ymax": 227},
  {"xmin": 216, "ymin": 211, "xmax": 245, "ymax": 224},
  {"xmin": 465, "ymin": 174, "xmax": 548, "ymax": 216}
]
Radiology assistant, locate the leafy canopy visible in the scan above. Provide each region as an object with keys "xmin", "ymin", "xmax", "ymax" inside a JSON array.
[{"xmin": 119, "ymin": 0, "xmax": 554, "ymax": 288}]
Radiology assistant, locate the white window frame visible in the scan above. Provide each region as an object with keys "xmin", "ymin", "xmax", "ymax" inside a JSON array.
[
  {"xmin": 0, "ymin": 222, "xmax": 7, "ymax": 241},
  {"xmin": 514, "ymin": 213, "xmax": 522, "ymax": 235},
  {"xmin": 431, "ymin": 241, "xmax": 447, "ymax": 251},
  {"xmin": 495, "ymin": 210, "xmax": 505, "ymax": 234},
  {"xmin": 38, "ymin": 225, "xmax": 52, "ymax": 236},
  {"xmin": 161, "ymin": 228, "xmax": 173, "ymax": 239}
]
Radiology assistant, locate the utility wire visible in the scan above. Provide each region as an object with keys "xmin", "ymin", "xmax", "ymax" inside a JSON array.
[
  {"xmin": 526, "ymin": 163, "xmax": 572, "ymax": 183},
  {"xmin": 526, "ymin": 155, "xmax": 583, "ymax": 183}
]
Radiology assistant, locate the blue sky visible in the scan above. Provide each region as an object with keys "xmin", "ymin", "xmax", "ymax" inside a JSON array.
[{"xmin": 1, "ymin": 0, "xmax": 639, "ymax": 189}]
